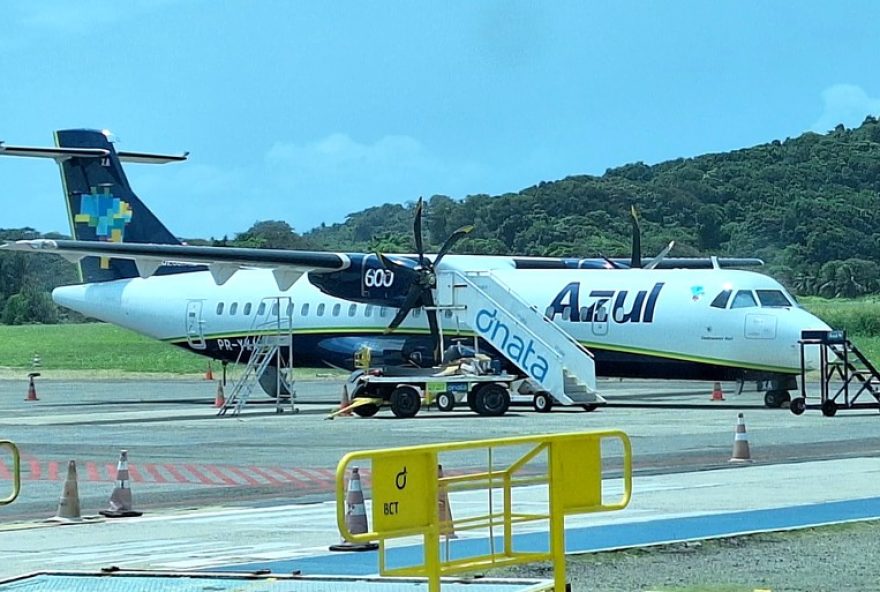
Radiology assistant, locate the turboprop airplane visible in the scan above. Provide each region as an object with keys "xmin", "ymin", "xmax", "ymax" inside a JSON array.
[{"xmin": 1, "ymin": 130, "xmax": 831, "ymax": 408}]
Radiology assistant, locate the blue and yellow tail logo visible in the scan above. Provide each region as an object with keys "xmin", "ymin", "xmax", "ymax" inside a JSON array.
[{"xmin": 74, "ymin": 186, "xmax": 133, "ymax": 268}]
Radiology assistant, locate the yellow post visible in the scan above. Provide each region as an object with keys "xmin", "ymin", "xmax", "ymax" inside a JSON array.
[
  {"xmin": 548, "ymin": 442, "xmax": 567, "ymax": 592},
  {"xmin": 0, "ymin": 440, "xmax": 21, "ymax": 505}
]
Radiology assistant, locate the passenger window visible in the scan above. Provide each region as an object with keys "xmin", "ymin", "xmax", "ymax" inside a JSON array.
[
  {"xmin": 257, "ymin": 302, "xmax": 266, "ymax": 316},
  {"xmin": 348, "ymin": 304, "xmax": 357, "ymax": 317},
  {"xmin": 413, "ymin": 309, "xmax": 421, "ymax": 318},
  {"xmin": 216, "ymin": 303, "xmax": 224, "ymax": 315},
  {"xmin": 365, "ymin": 305, "xmax": 373, "ymax": 317},
  {"xmin": 243, "ymin": 303, "xmax": 252, "ymax": 316},
  {"xmin": 444, "ymin": 309, "xmax": 453, "ymax": 319},
  {"xmin": 379, "ymin": 307, "xmax": 388, "ymax": 318},
  {"xmin": 710, "ymin": 290, "xmax": 732, "ymax": 309},
  {"xmin": 317, "ymin": 303, "xmax": 325, "ymax": 316},
  {"xmin": 756, "ymin": 290, "xmax": 792, "ymax": 307},
  {"xmin": 301, "ymin": 303, "xmax": 310, "ymax": 316},
  {"xmin": 287, "ymin": 303, "xmax": 294, "ymax": 316},
  {"xmin": 730, "ymin": 290, "xmax": 758, "ymax": 309},
  {"xmin": 271, "ymin": 302, "xmax": 279, "ymax": 316},
  {"xmin": 230, "ymin": 302, "xmax": 238, "ymax": 315},
  {"xmin": 332, "ymin": 303, "xmax": 341, "ymax": 317}
]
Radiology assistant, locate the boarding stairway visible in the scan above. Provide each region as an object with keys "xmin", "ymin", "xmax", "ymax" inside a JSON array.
[
  {"xmin": 793, "ymin": 329, "xmax": 880, "ymax": 416},
  {"xmin": 217, "ymin": 297, "xmax": 296, "ymax": 416},
  {"xmin": 435, "ymin": 270, "xmax": 602, "ymax": 406}
]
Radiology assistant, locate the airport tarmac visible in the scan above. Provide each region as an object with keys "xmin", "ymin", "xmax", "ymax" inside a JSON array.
[{"xmin": 1, "ymin": 376, "xmax": 879, "ymax": 580}]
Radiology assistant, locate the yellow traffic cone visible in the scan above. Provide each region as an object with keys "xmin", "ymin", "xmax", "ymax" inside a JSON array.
[
  {"xmin": 729, "ymin": 413, "xmax": 753, "ymax": 463},
  {"xmin": 46, "ymin": 460, "xmax": 82, "ymax": 523},
  {"xmin": 100, "ymin": 450, "xmax": 143, "ymax": 518},
  {"xmin": 329, "ymin": 466, "xmax": 378, "ymax": 551}
]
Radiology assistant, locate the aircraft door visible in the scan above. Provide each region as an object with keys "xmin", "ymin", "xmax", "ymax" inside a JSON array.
[
  {"xmin": 592, "ymin": 299, "xmax": 610, "ymax": 336},
  {"xmin": 185, "ymin": 300, "xmax": 207, "ymax": 350}
]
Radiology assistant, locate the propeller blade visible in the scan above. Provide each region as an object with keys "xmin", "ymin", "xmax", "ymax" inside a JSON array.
[
  {"xmin": 630, "ymin": 205, "xmax": 642, "ymax": 269},
  {"xmin": 432, "ymin": 224, "xmax": 474, "ymax": 269},
  {"xmin": 413, "ymin": 197, "xmax": 425, "ymax": 266},
  {"xmin": 384, "ymin": 286, "xmax": 423, "ymax": 334},
  {"xmin": 644, "ymin": 241, "xmax": 676, "ymax": 270},
  {"xmin": 422, "ymin": 290, "xmax": 442, "ymax": 364}
]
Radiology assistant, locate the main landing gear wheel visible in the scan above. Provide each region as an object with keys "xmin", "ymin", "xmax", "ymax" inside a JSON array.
[
  {"xmin": 473, "ymin": 383, "xmax": 510, "ymax": 417},
  {"xmin": 436, "ymin": 392, "xmax": 455, "ymax": 412},
  {"xmin": 821, "ymin": 399, "xmax": 838, "ymax": 417},
  {"xmin": 352, "ymin": 397, "xmax": 380, "ymax": 417},
  {"xmin": 390, "ymin": 386, "xmax": 421, "ymax": 418},
  {"xmin": 789, "ymin": 397, "xmax": 806, "ymax": 415},
  {"xmin": 764, "ymin": 390, "xmax": 792, "ymax": 409},
  {"xmin": 533, "ymin": 392, "xmax": 553, "ymax": 413},
  {"xmin": 581, "ymin": 404, "xmax": 599, "ymax": 412}
]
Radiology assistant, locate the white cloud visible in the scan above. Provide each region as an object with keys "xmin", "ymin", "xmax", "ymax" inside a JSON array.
[
  {"xmin": 15, "ymin": 0, "xmax": 179, "ymax": 32},
  {"xmin": 266, "ymin": 133, "xmax": 441, "ymax": 178},
  {"xmin": 811, "ymin": 84, "xmax": 880, "ymax": 132}
]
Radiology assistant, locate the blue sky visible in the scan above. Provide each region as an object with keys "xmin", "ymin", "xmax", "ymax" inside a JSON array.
[{"xmin": 2, "ymin": 1, "xmax": 879, "ymax": 239}]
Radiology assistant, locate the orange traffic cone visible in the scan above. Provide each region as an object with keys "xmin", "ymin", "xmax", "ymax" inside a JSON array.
[
  {"xmin": 205, "ymin": 362, "xmax": 214, "ymax": 381},
  {"xmin": 329, "ymin": 466, "xmax": 378, "ymax": 551},
  {"xmin": 46, "ymin": 460, "xmax": 82, "ymax": 523},
  {"xmin": 729, "ymin": 413, "xmax": 753, "ymax": 463},
  {"xmin": 100, "ymin": 450, "xmax": 143, "ymax": 518},
  {"xmin": 337, "ymin": 385, "xmax": 353, "ymax": 417},
  {"xmin": 710, "ymin": 381, "xmax": 725, "ymax": 402},
  {"xmin": 214, "ymin": 381, "xmax": 226, "ymax": 408},
  {"xmin": 25, "ymin": 373, "xmax": 40, "ymax": 401},
  {"xmin": 438, "ymin": 464, "xmax": 457, "ymax": 539}
]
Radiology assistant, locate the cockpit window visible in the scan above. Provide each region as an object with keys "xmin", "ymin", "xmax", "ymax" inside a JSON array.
[
  {"xmin": 710, "ymin": 290, "xmax": 732, "ymax": 309},
  {"xmin": 756, "ymin": 290, "xmax": 792, "ymax": 307},
  {"xmin": 730, "ymin": 290, "xmax": 758, "ymax": 309}
]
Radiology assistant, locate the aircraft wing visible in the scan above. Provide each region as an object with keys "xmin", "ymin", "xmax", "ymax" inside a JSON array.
[{"xmin": 0, "ymin": 239, "xmax": 350, "ymax": 289}]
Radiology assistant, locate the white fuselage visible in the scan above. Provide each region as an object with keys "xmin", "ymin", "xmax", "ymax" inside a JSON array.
[{"xmin": 52, "ymin": 260, "xmax": 830, "ymax": 377}]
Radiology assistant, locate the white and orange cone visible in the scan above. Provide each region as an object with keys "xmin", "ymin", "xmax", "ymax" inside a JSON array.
[
  {"xmin": 729, "ymin": 413, "xmax": 753, "ymax": 463},
  {"xmin": 710, "ymin": 381, "xmax": 725, "ymax": 402},
  {"xmin": 214, "ymin": 381, "xmax": 226, "ymax": 408},
  {"xmin": 100, "ymin": 450, "xmax": 143, "ymax": 518},
  {"xmin": 46, "ymin": 460, "xmax": 82, "ymax": 523},
  {"xmin": 205, "ymin": 362, "xmax": 214, "ymax": 381},
  {"xmin": 25, "ymin": 374, "xmax": 39, "ymax": 401},
  {"xmin": 438, "ymin": 464, "xmax": 457, "ymax": 539},
  {"xmin": 329, "ymin": 466, "xmax": 378, "ymax": 551}
]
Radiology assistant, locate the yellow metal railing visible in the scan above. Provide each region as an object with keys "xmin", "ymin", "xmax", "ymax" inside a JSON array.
[
  {"xmin": 0, "ymin": 440, "xmax": 21, "ymax": 505},
  {"xmin": 336, "ymin": 430, "xmax": 632, "ymax": 592}
]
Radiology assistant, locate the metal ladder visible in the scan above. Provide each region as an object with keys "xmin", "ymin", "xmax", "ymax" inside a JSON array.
[
  {"xmin": 796, "ymin": 329, "xmax": 880, "ymax": 415},
  {"xmin": 217, "ymin": 297, "xmax": 296, "ymax": 416},
  {"xmin": 435, "ymin": 269, "xmax": 603, "ymax": 406}
]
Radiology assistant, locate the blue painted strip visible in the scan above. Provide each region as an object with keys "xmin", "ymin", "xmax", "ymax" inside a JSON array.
[{"xmin": 215, "ymin": 496, "xmax": 880, "ymax": 576}]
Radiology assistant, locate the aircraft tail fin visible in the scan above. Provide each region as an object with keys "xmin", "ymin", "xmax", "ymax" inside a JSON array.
[{"xmin": 54, "ymin": 129, "xmax": 185, "ymax": 283}]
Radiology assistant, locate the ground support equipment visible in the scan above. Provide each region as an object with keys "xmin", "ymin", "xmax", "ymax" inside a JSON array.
[{"xmin": 792, "ymin": 329, "xmax": 880, "ymax": 416}]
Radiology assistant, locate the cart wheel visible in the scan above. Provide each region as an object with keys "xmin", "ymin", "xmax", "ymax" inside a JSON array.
[
  {"xmin": 533, "ymin": 392, "xmax": 553, "ymax": 413},
  {"xmin": 581, "ymin": 404, "xmax": 599, "ymax": 412},
  {"xmin": 821, "ymin": 399, "xmax": 837, "ymax": 417},
  {"xmin": 390, "ymin": 386, "xmax": 421, "ymax": 418},
  {"xmin": 473, "ymin": 383, "xmax": 510, "ymax": 417},
  {"xmin": 352, "ymin": 398, "xmax": 380, "ymax": 417},
  {"xmin": 789, "ymin": 397, "xmax": 806, "ymax": 416},
  {"xmin": 436, "ymin": 392, "xmax": 455, "ymax": 412}
]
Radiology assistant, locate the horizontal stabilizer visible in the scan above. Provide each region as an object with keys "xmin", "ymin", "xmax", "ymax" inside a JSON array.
[{"xmin": 0, "ymin": 143, "xmax": 186, "ymax": 164}]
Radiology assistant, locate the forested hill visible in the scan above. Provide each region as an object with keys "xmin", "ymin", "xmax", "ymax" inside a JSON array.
[{"xmin": 306, "ymin": 117, "xmax": 880, "ymax": 297}]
